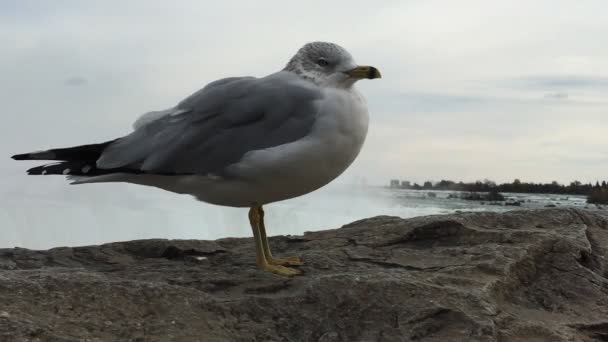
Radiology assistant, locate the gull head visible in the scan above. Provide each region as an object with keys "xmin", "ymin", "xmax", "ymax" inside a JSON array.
[{"xmin": 284, "ymin": 42, "xmax": 381, "ymax": 88}]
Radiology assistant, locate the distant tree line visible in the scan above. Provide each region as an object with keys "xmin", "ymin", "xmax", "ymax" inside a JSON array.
[
  {"xmin": 389, "ymin": 179, "xmax": 608, "ymax": 204},
  {"xmin": 588, "ymin": 188, "xmax": 608, "ymax": 204}
]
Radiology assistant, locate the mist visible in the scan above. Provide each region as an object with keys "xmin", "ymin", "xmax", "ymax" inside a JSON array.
[{"xmin": 1, "ymin": 179, "xmax": 441, "ymax": 249}]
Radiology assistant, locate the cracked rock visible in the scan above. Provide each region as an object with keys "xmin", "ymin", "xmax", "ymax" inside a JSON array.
[{"xmin": 1, "ymin": 208, "xmax": 607, "ymax": 341}]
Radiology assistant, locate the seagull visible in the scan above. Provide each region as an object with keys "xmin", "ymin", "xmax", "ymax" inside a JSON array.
[{"xmin": 11, "ymin": 42, "xmax": 381, "ymax": 276}]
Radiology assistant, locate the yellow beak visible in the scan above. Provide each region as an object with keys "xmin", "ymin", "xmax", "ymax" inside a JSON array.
[{"xmin": 345, "ymin": 66, "xmax": 382, "ymax": 79}]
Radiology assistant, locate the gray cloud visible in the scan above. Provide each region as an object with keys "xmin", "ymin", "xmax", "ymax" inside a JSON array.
[
  {"xmin": 513, "ymin": 76, "xmax": 608, "ymax": 89},
  {"xmin": 544, "ymin": 92, "xmax": 569, "ymax": 100},
  {"xmin": 64, "ymin": 76, "xmax": 87, "ymax": 86}
]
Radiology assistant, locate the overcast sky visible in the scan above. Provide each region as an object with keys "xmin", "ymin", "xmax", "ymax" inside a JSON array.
[{"xmin": 2, "ymin": 0, "xmax": 607, "ymax": 185}]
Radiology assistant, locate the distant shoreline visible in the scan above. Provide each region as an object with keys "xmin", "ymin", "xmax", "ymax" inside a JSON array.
[
  {"xmin": 386, "ymin": 179, "xmax": 608, "ymax": 204},
  {"xmin": 379, "ymin": 186, "xmax": 586, "ymax": 197}
]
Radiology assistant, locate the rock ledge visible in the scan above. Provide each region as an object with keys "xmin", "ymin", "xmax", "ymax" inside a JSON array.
[{"xmin": 1, "ymin": 208, "xmax": 607, "ymax": 341}]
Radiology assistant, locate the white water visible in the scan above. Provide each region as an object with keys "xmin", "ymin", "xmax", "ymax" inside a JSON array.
[{"xmin": 0, "ymin": 179, "xmax": 595, "ymax": 250}]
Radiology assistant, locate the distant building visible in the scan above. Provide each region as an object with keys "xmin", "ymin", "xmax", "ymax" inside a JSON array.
[
  {"xmin": 390, "ymin": 179, "xmax": 400, "ymax": 188},
  {"xmin": 401, "ymin": 181, "xmax": 411, "ymax": 188}
]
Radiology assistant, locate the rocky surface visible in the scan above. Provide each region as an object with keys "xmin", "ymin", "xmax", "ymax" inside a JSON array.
[{"xmin": 1, "ymin": 208, "xmax": 607, "ymax": 341}]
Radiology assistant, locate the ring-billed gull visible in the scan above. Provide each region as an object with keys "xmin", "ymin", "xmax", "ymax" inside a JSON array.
[{"xmin": 12, "ymin": 41, "xmax": 381, "ymax": 276}]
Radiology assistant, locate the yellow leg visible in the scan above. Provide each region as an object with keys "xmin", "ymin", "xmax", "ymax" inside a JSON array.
[
  {"xmin": 248, "ymin": 206, "xmax": 300, "ymax": 276},
  {"xmin": 257, "ymin": 206, "xmax": 303, "ymax": 266}
]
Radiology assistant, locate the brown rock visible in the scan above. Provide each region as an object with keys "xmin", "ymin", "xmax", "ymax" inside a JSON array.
[{"xmin": 0, "ymin": 208, "xmax": 607, "ymax": 341}]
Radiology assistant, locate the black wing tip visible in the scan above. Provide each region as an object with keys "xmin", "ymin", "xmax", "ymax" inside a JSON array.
[
  {"xmin": 26, "ymin": 165, "xmax": 48, "ymax": 175},
  {"xmin": 11, "ymin": 153, "xmax": 29, "ymax": 160},
  {"xmin": 24, "ymin": 161, "xmax": 121, "ymax": 176},
  {"xmin": 11, "ymin": 150, "xmax": 57, "ymax": 161}
]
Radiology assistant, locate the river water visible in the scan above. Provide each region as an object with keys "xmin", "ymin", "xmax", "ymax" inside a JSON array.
[{"xmin": 0, "ymin": 180, "xmax": 596, "ymax": 250}]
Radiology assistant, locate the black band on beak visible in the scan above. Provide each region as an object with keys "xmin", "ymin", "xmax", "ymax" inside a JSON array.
[
  {"xmin": 344, "ymin": 66, "xmax": 382, "ymax": 80},
  {"xmin": 367, "ymin": 66, "xmax": 381, "ymax": 79}
]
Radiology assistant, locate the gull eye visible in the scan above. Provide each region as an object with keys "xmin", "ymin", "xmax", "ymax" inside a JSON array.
[{"xmin": 317, "ymin": 58, "xmax": 329, "ymax": 67}]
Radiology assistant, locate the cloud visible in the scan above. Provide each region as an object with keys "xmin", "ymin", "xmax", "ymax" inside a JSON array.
[
  {"xmin": 544, "ymin": 92, "xmax": 568, "ymax": 100},
  {"xmin": 513, "ymin": 76, "xmax": 608, "ymax": 89},
  {"xmin": 64, "ymin": 76, "xmax": 87, "ymax": 86}
]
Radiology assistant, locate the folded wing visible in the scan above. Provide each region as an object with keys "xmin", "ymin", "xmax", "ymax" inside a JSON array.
[{"xmin": 97, "ymin": 72, "xmax": 323, "ymax": 176}]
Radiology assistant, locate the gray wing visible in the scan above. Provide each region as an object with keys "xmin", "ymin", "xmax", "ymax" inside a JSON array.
[
  {"xmin": 97, "ymin": 72, "xmax": 323, "ymax": 176},
  {"xmin": 130, "ymin": 77, "xmax": 249, "ymax": 130}
]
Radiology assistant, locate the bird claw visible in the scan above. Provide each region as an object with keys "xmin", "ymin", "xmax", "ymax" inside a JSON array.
[
  {"xmin": 262, "ymin": 263, "xmax": 301, "ymax": 276},
  {"xmin": 268, "ymin": 256, "xmax": 304, "ymax": 266}
]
